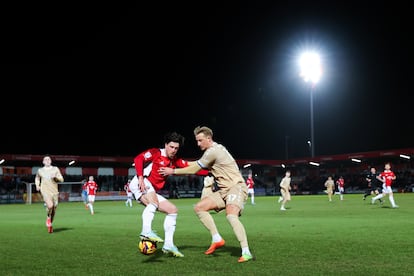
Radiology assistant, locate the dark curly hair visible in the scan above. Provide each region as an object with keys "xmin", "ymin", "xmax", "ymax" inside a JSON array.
[{"xmin": 164, "ymin": 132, "xmax": 185, "ymax": 146}]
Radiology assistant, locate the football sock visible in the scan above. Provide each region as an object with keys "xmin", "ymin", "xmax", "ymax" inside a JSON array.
[
  {"xmin": 242, "ymin": 247, "xmax": 252, "ymax": 256},
  {"xmin": 227, "ymin": 214, "xmax": 249, "ymax": 248},
  {"xmin": 196, "ymin": 211, "xmax": 219, "ymax": 237},
  {"xmin": 164, "ymin": 213, "xmax": 177, "ymax": 247},
  {"xmin": 142, "ymin": 203, "xmax": 157, "ymax": 233},
  {"xmin": 212, "ymin": 233, "xmax": 223, "ymax": 243},
  {"xmin": 389, "ymin": 195, "xmax": 396, "ymax": 206},
  {"xmin": 372, "ymin": 194, "xmax": 384, "ymax": 201}
]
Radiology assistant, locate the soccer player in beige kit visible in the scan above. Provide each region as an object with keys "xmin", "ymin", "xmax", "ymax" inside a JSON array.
[
  {"xmin": 278, "ymin": 170, "xmax": 292, "ymax": 210},
  {"xmin": 35, "ymin": 155, "xmax": 64, "ymax": 233},
  {"xmin": 159, "ymin": 126, "xmax": 254, "ymax": 263},
  {"xmin": 324, "ymin": 176, "xmax": 335, "ymax": 202}
]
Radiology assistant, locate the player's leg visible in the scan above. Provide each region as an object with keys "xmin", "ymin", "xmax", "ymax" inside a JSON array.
[
  {"xmin": 158, "ymin": 196, "xmax": 183, "ymax": 257},
  {"xmin": 225, "ymin": 184, "xmax": 253, "ymax": 262},
  {"xmin": 42, "ymin": 193, "xmax": 54, "ymax": 233},
  {"xmin": 386, "ymin": 189, "xmax": 398, "ymax": 208},
  {"xmin": 194, "ymin": 193, "xmax": 225, "ymax": 254},
  {"xmin": 281, "ymin": 192, "xmax": 291, "ymax": 210},
  {"xmin": 371, "ymin": 191, "xmax": 384, "ymax": 204}
]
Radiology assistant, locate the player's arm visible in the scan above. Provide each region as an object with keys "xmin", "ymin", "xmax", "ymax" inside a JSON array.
[
  {"xmin": 54, "ymin": 168, "xmax": 64, "ymax": 183},
  {"xmin": 35, "ymin": 172, "xmax": 41, "ymax": 191},
  {"xmin": 159, "ymin": 161, "xmax": 202, "ymax": 176}
]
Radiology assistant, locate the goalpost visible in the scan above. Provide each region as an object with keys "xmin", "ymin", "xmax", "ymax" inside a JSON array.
[{"xmin": 24, "ymin": 181, "xmax": 84, "ymax": 205}]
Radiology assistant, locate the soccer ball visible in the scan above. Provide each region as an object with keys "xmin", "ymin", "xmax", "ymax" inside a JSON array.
[{"xmin": 138, "ymin": 239, "xmax": 157, "ymax": 255}]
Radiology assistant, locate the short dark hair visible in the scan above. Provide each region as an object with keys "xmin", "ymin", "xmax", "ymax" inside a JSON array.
[{"xmin": 164, "ymin": 132, "xmax": 185, "ymax": 146}]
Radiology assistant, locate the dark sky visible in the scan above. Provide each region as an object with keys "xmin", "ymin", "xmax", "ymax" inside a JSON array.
[{"xmin": 1, "ymin": 2, "xmax": 413, "ymax": 160}]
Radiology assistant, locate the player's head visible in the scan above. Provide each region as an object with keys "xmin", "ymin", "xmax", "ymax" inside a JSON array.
[
  {"xmin": 194, "ymin": 126, "xmax": 214, "ymax": 151},
  {"xmin": 285, "ymin": 170, "xmax": 291, "ymax": 176},
  {"xmin": 42, "ymin": 155, "xmax": 52, "ymax": 166},
  {"xmin": 370, "ymin": 167, "xmax": 376, "ymax": 173},
  {"xmin": 164, "ymin": 132, "xmax": 184, "ymax": 158},
  {"xmin": 384, "ymin": 162, "xmax": 391, "ymax": 170}
]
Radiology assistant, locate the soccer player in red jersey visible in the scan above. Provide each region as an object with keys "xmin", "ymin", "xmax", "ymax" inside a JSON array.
[
  {"xmin": 130, "ymin": 131, "xmax": 208, "ymax": 258},
  {"xmin": 336, "ymin": 176, "xmax": 345, "ymax": 201},
  {"xmin": 246, "ymin": 172, "xmax": 255, "ymax": 205},
  {"xmin": 372, "ymin": 162, "xmax": 398, "ymax": 208},
  {"xmin": 85, "ymin": 176, "xmax": 98, "ymax": 215},
  {"xmin": 124, "ymin": 179, "xmax": 133, "ymax": 208}
]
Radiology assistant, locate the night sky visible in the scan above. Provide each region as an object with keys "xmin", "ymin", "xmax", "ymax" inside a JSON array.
[{"xmin": 2, "ymin": 2, "xmax": 412, "ymax": 160}]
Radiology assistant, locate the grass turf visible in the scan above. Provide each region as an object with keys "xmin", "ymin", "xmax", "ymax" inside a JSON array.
[{"xmin": 1, "ymin": 193, "xmax": 414, "ymax": 275}]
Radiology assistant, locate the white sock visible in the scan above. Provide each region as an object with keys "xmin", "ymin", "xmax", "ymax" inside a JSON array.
[
  {"xmin": 212, "ymin": 233, "xmax": 222, "ymax": 243},
  {"xmin": 389, "ymin": 195, "xmax": 396, "ymax": 206},
  {"xmin": 142, "ymin": 203, "xmax": 157, "ymax": 233},
  {"xmin": 242, "ymin": 247, "xmax": 251, "ymax": 255},
  {"xmin": 373, "ymin": 194, "xmax": 384, "ymax": 201},
  {"xmin": 164, "ymin": 213, "xmax": 177, "ymax": 248},
  {"xmin": 89, "ymin": 203, "xmax": 94, "ymax": 214}
]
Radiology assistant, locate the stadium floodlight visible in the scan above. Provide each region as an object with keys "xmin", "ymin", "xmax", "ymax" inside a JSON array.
[
  {"xmin": 400, "ymin": 154, "xmax": 410, "ymax": 160},
  {"xmin": 68, "ymin": 160, "xmax": 75, "ymax": 166},
  {"xmin": 299, "ymin": 51, "xmax": 322, "ymax": 158},
  {"xmin": 309, "ymin": 161, "xmax": 320, "ymax": 166},
  {"xmin": 0, "ymin": 159, "xmax": 4, "ymax": 165},
  {"xmin": 243, "ymin": 163, "xmax": 252, "ymax": 168},
  {"xmin": 351, "ymin": 158, "xmax": 362, "ymax": 163}
]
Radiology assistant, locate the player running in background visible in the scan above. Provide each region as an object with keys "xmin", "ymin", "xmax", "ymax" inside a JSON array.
[
  {"xmin": 278, "ymin": 170, "xmax": 292, "ymax": 210},
  {"xmin": 246, "ymin": 171, "xmax": 255, "ymax": 205},
  {"xmin": 35, "ymin": 155, "xmax": 64, "ymax": 233},
  {"xmin": 363, "ymin": 167, "xmax": 383, "ymax": 203},
  {"xmin": 85, "ymin": 176, "xmax": 98, "ymax": 215},
  {"xmin": 124, "ymin": 179, "xmax": 133, "ymax": 207},
  {"xmin": 336, "ymin": 176, "xmax": 345, "ymax": 201},
  {"xmin": 372, "ymin": 162, "xmax": 398, "ymax": 208},
  {"xmin": 324, "ymin": 176, "xmax": 335, "ymax": 202},
  {"xmin": 159, "ymin": 126, "xmax": 254, "ymax": 263},
  {"xmin": 81, "ymin": 179, "xmax": 89, "ymax": 209},
  {"xmin": 130, "ymin": 131, "xmax": 208, "ymax": 258}
]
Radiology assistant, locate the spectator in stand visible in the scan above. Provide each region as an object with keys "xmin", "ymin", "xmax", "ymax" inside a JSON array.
[
  {"xmin": 246, "ymin": 172, "xmax": 255, "ymax": 205},
  {"xmin": 85, "ymin": 176, "xmax": 99, "ymax": 215},
  {"xmin": 35, "ymin": 155, "xmax": 64, "ymax": 234}
]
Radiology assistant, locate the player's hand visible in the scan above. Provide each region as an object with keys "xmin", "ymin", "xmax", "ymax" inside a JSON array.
[{"xmin": 158, "ymin": 167, "xmax": 174, "ymax": 176}]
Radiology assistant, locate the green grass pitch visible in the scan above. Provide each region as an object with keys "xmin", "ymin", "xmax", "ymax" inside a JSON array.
[{"xmin": 1, "ymin": 193, "xmax": 414, "ymax": 275}]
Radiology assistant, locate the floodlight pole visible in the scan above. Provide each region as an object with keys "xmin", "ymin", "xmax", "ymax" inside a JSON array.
[{"xmin": 309, "ymin": 83, "xmax": 315, "ymax": 158}]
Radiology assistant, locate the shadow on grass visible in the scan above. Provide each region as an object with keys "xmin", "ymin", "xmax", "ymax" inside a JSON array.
[{"xmin": 52, "ymin": 227, "xmax": 74, "ymax": 233}]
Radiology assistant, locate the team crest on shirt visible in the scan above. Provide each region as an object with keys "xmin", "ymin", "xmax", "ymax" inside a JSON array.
[{"xmin": 144, "ymin": 151, "xmax": 152, "ymax": 159}]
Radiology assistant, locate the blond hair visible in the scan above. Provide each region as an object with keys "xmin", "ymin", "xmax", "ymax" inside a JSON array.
[{"xmin": 194, "ymin": 126, "xmax": 213, "ymax": 138}]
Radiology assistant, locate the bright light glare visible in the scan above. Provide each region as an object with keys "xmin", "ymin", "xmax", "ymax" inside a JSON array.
[
  {"xmin": 243, "ymin": 164, "xmax": 251, "ymax": 168},
  {"xmin": 400, "ymin": 154, "xmax": 410, "ymax": 160},
  {"xmin": 0, "ymin": 159, "xmax": 4, "ymax": 165},
  {"xmin": 309, "ymin": 161, "xmax": 320, "ymax": 166},
  {"xmin": 299, "ymin": 51, "xmax": 322, "ymax": 84},
  {"xmin": 351, "ymin": 158, "xmax": 362, "ymax": 163}
]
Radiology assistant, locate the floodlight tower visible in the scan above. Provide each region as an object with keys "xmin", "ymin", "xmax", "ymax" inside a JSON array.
[{"xmin": 299, "ymin": 51, "xmax": 322, "ymax": 158}]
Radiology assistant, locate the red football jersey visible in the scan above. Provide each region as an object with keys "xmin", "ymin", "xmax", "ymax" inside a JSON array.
[
  {"xmin": 379, "ymin": 170, "xmax": 395, "ymax": 186},
  {"xmin": 86, "ymin": 181, "xmax": 98, "ymax": 195},
  {"xmin": 246, "ymin": 177, "xmax": 254, "ymax": 189},
  {"xmin": 134, "ymin": 148, "xmax": 193, "ymax": 191}
]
